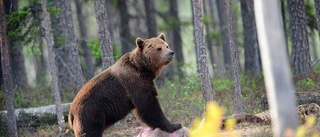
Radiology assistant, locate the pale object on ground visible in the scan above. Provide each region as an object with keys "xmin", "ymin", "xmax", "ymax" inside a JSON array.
[{"xmin": 136, "ymin": 127, "xmax": 189, "ymax": 137}]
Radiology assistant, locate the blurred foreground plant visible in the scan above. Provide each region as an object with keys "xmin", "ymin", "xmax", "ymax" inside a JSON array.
[{"xmin": 190, "ymin": 102, "xmax": 238, "ymax": 137}]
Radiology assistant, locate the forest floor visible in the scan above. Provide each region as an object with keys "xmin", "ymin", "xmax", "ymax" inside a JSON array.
[{"xmin": 1, "ymin": 65, "xmax": 320, "ymax": 137}]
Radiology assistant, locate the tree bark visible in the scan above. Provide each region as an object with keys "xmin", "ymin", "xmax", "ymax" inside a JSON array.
[
  {"xmin": 63, "ymin": 0, "xmax": 85, "ymax": 92},
  {"xmin": 49, "ymin": 0, "xmax": 74, "ymax": 94},
  {"xmin": 5, "ymin": 0, "xmax": 28, "ymax": 89},
  {"xmin": 240, "ymin": 0, "xmax": 261, "ymax": 76},
  {"xmin": 34, "ymin": 36, "xmax": 47, "ymax": 86},
  {"xmin": 41, "ymin": 0, "xmax": 65, "ymax": 135},
  {"xmin": 209, "ymin": 0, "xmax": 226, "ymax": 76},
  {"xmin": 315, "ymin": 0, "xmax": 320, "ymax": 42},
  {"xmin": 191, "ymin": 0, "xmax": 214, "ymax": 106},
  {"xmin": 143, "ymin": 0, "xmax": 158, "ymax": 37},
  {"xmin": 216, "ymin": 0, "xmax": 232, "ymax": 76},
  {"xmin": 0, "ymin": 103, "xmax": 71, "ymax": 127},
  {"xmin": 0, "ymin": 0, "xmax": 17, "ymax": 136},
  {"xmin": 94, "ymin": 0, "xmax": 115, "ymax": 69},
  {"xmin": 117, "ymin": 0, "xmax": 133, "ymax": 55},
  {"xmin": 169, "ymin": 0, "xmax": 185, "ymax": 78},
  {"xmin": 281, "ymin": 0, "xmax": 290, "ymax": 57},
  {"xmin": 75, "ymin": 0, "xmax": 95, "ymax": 79},
  {"xmin": 288, "ymin": 0, "xmax": 312, "ymax": 77},
  {"xmin": 225, "ymin": 0, "xmax": 243, "ymax": 113},
  {"xmin": 32, "ymin": 1, "xmax": 47, "ymax": 86},
  {"xmin": 203, "ymin": 0, "xmax": 215, "ymax": 75},
  {"xmin": 255, "ymin": 0, "xmax": 298, "ymax": 136}
]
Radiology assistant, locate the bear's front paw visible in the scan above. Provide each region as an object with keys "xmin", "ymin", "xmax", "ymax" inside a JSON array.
[{"xmin": 162, "ymin": 123, "xmax": 182, "ymax": 133}]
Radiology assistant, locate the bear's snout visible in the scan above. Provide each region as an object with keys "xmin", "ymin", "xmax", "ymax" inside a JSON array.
[{"xmin": 169, "ymin": 51, "xmax": 175, "ymax": 56}]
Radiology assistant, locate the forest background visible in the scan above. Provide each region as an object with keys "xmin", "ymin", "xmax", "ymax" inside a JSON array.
[{"xmin": 0, "ymin": 0, "xmax": 320, "ymax": 136}]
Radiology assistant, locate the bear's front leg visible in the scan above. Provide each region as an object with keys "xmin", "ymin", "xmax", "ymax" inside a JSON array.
[{"xmin": 129, "ymin": 83, "xmax": 182, "ymax": 133}]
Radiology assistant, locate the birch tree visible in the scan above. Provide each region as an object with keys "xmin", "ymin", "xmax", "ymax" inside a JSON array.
[
  {"xmin": 191, "ymin": 0, "xmax": 213, "ymax": 105},
  {"xmin": 0, "ymin": 0, "xmax": 17, "ymax": 136},
  {"xmin": 42, "ymin": 0, "xmax": 65, "ymax": 135},
  {"xmin": 254, "ymin": 0, "xmax": 298, "ymax": 136}
]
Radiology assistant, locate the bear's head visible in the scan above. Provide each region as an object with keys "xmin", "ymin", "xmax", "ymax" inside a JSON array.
[{"xmin": 134, "ymin": 33, "xmax": 174, "ymax": 77}]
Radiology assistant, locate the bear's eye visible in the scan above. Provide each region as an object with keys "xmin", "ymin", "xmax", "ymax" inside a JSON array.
[
  {"xmin": 166, "ymin": 46, "xmax": 169, "ymax": 48},
  {"xmin": 157, "ymin": 48, "xmax": 162, "ymax": 51}
]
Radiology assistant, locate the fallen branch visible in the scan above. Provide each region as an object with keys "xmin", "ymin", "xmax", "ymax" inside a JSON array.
[
  {"xmin": 261, "ymin": 91, "xmax": 320, "ymax": 109},
  {"xmin": 222, "ymin": 103, "xmax": 320, "ymax": 127},
  {"xmin": 0, "ymin": 103, "xmax": 71, "ymax": 127}
]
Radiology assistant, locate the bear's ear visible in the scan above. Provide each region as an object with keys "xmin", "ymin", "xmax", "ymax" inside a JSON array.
[
  {"xmin": 136, "ymin": 37, "xmax": 144, "ymax": 49},
  {"xmin": 157, "ymin": 33, "xmax": 166, "ymax": 41}
]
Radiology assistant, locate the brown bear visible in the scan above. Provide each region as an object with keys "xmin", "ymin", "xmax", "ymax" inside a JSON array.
[{"xmin": 68, "ymin": 33, "xmax": 182, "ymax": 137}]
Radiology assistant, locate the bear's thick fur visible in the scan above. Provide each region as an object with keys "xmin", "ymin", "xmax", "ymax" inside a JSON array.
[{"xmin": 68, "ymin": 33, "xmax": 182, "ymax": 137}]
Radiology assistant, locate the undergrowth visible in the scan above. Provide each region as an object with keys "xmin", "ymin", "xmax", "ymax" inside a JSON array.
[{"xmin": 0, "ymin": 65, "xmax": 319, "ymax": 136}]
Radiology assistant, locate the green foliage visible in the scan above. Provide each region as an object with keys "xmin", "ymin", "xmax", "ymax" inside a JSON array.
[
  {"xmin": 87, "ymin": 38, "xmax": 122, "ymax": 65},
  {"xmin": 112, "ymin": 43, "xmax": 122, "ymax": 60},
  {"xmin": 305, "ymin": 1, "xmax": 317, "ymax": 30},
  {"xmin": 13, "ymin": 86, "xmax": 54, "ymax": 109},
  {"xmin": 46, "ymin": 2, "xmax": 62, "ymax": 17},
  {"xmin": 6, "ymin": 1, "xmax": 42, "ymax": 48},
  {"xmin": 23, "ymin": 42, "xmax": 42, "ymax": 55},
  {"xmin": 212, "ymin": 78, "xmax": 233, "ymax": 92},
  {"xmin": 208, "ymin": 30, "xmax": 222, "ymax": 42},
  {"xmin": 295, "ymin": 78, "xmax": 317, "ymax": 91},
  {"xmin": 87, "ymin": 38, "xmax": 101, "ymax": 59},
  {"xmin": 158, "ymin": 17, "xmax": 191, "ymax": 32},
  {"xmin": 110, "ymin": 0, "xmax": 118, "ymax": 6},
  {"xmin": 314, "ymin": 64, "xmax": 320, "ymax": 74},
  {"xmin": 202, "ymin": 15, "xmax": 211, "ymax": 25}
]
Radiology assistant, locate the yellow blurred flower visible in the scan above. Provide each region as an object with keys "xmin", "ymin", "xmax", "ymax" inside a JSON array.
[{"xmin": 190, "ymin": 102, "xmax": 238, "ymax": 137}]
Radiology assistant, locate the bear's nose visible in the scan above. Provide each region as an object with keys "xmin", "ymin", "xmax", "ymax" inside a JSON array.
[{"xmin": 169, "ymin": 51, "xmax": 175, "ymax": 56}]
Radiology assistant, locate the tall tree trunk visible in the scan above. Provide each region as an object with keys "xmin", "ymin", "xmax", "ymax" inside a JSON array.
[
  {"xmin": 75, "ymin": 0, "xmax": 95, "ymax": 79},
  {"xmin": 254, "ymin": 1, "xmax": 299, "ymax": 136},
  {"xmin": 9, "ymin": 43, "xmax": 28, "ymax": 89},
  {"xmin": 0, "ymin": 0, "xmax": 17, "ymax": 136},
  {"xmin": 203, "ymin": 0, "xmax": 216, "ymax": 75},
  {"xmin": 5, "ymin": 0, "xmax": 28, "ymax": 89},
  {"xmin": 32, "ymin": 1, "xmax": 47, "ymax": 86},
  {"xmin": 42, "ymin": 0, "xmax": 65, "ymax": 135},
  {"xmin": 34, "ymin": 36, "xmax": 47, "ymax": 86},
  {"xmin": 209, "ymin": 0, "xmax": 226, "ymax": 76},
  {"xmin": 94, "ymin": 0, "xmax": 115, "ymax": 70},
  {"xmin": 49, "ymin": 0, "xmax": 73, "ymax": 94},
  {"xmin": 169, "ymin": 0, "xmax": 184, "ymax": 77},
  {"xmin": 144, "ymin": 0, "xmax": 158, "ymax": 37},
  {"xmin": 191, "ymin": 0, "xmax": 214, "ymax": 106},
  {"xmin": 225, "ymin": 0, "xmax": 243, "ymax": 112},
  {"xmin": 117, "ymin": 0, "xmax": 133, "ymax": 55},
  {"xmin": 288, "ymin": 0, "xmax": 312, "ymax": 77},
  {"xmin": 240, "ymin": 0, "xmax": 260, "ymax": 76},
  {"xmin": 315, "ymin": 0, "xmax": 320, "ymax": 42},
  {"xmin": 63, "ymin": 0, "xmax": 85, "ymax": 91},
  {"xmin": 281, "ymin": 0, "xmax": 290, "ymax": 57},
  {"xmin": 216, "ymin": 0, "xmax": 232, "ymax": 76}
]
